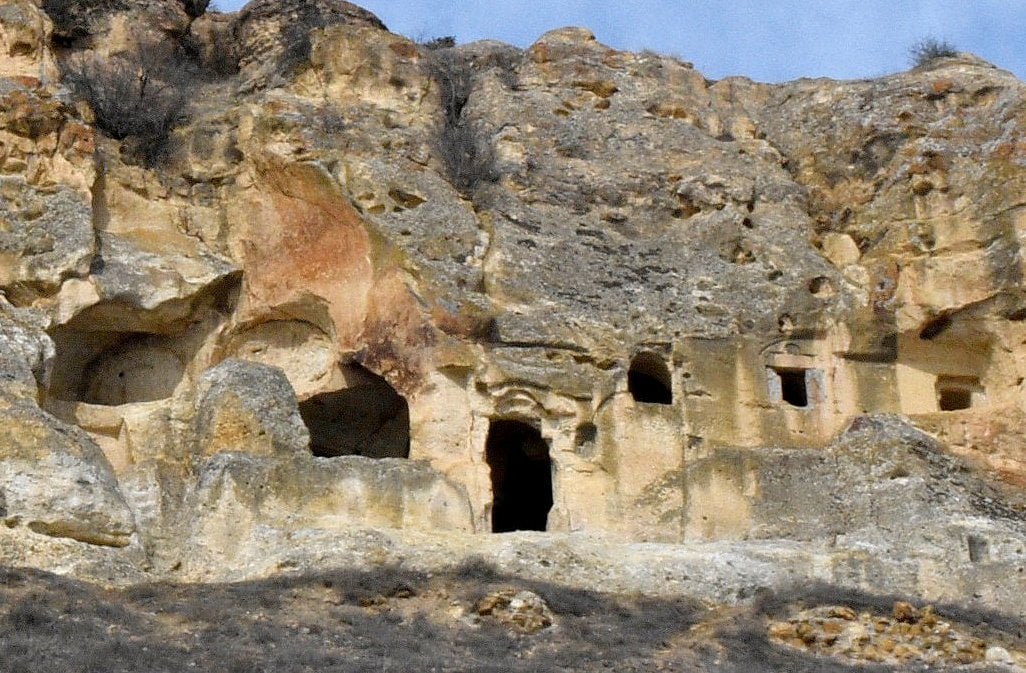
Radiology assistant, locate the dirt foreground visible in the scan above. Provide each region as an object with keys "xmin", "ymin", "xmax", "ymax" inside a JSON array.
[{"xmin": 2, "ymin": 563, "xmax": 1023, "ymax": 673}]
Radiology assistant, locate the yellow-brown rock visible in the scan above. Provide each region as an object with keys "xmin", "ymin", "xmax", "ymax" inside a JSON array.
[
  {"xmin": 0, "ymin": 0, "xmax": 1024, "ymax": 619},
  {"xmin": 0, "ymin": 0, "xmax": 57, "ymax": 84}
]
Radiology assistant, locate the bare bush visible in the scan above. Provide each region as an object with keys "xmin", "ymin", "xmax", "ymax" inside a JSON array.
[
  {"xmin": 424, "ymin": 48, "xmax": 499, "ymax": 197},
  {"xmin": 182, "ymin": 31, "xmax": 241, "ymax": 80},
  {"xmin": 421, "ymin": 35, "xmax": 456, "ymax": 51},
  {"xmin": 42, "ymin": 0, "xmax": 128, "ymax": 44},
  {"xmin": 61, "ymin": 45, "xmax": 193, "ymax": 166},
  {"xmin": 435, "ymin": 121, "xmax": 499, "ymax": 195},
  {"xmin": 909, "ymin": 37, "xmax": 958, "ymax": 67},
  {"xmin": 424, "ymin": 48, "xmax": 475, "ymax": 126},
  {"xmin": 181, "ymin": 0, "xmax": 210, "ymax": 18}
]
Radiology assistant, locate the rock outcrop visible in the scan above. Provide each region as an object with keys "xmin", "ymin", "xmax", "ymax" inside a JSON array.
[{"xmin": 0, "ymin": 0, "xmax": 1024, "ymax": 617}]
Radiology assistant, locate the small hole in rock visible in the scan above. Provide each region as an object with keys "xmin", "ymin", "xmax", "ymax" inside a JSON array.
[
  {"xmin": 967, "ymin": 534, "xmax": 989, "ymax": 563},
  {"xmin": 574, "ymin": 422, "xmax": 598, "ymax": 457},
  {"xmin": 938, "ymin": 388, "xmax": 971, "ymax": 411},
  {"xmin": 808, "ymin": 276, "xmax": 835, "ymax": 297},
  {"xmin": 919, "ymin": 314, "xmax": 952, "ymax": 340},
  {"xmin": 936, "ymin": 375, "xmax": 982, "ymax": 411}
]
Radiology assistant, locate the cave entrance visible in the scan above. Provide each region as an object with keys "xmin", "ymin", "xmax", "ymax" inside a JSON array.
[
  {"xmin": 628, "ymin": 352, "xmax": 672, "ymax": 405},
  {"xmin": 936, "ymin": 375, "xmax": 982, "ymax": 411},
  {"xmin": 298, "ymin": 364, "xmax": 410, "ymax": 458},
  {"xmin": 486, "ymin": 419, "xmax": 553, "ymax": 533}
]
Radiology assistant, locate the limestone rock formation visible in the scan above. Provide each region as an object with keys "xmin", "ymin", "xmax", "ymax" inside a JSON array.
[
  {"xmin": 0, "ymin": 0, "xmax": 1024, "ymax": 618},
  {"xmin": 188, "ymin": 358, "xmax": 310, "ymax": 457},
  {"xmin": 235, "ymin": 0, "xmax": 387, "ymax": 82},
  {"xmin": 0, "ymin": 0, "xmax": 58, "ymax": 82},
  {"xmin": 0, "ymin": 392, "xmax": 136, "ymax": 547}
]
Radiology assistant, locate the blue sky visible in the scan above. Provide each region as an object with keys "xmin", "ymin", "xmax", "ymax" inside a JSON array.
[{"xmin": 216, "ymin": 1, "xmax": 1026, "ymax": 83}]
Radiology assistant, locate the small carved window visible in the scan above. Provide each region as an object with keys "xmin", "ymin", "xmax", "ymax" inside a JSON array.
[
  {"xmin": 768, "ymin": 367, "xmax": 813, "ymax": 408},
  {"xmin": 936, "ymin": 375, "xmax": 982, "ymax": 411}
]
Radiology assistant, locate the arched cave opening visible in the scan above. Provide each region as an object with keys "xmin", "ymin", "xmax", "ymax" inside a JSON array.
[
  {"xmin": 628, "ymin": 352, "xmax": 673, "ymax": 405},
  {"xmin": 48, "ymin": 329, "xmax": 186, "ymax": 406},
  {"xmin": 486, "ymin": 419, "xmax": 553, "ymax": 533},
  {"xmin": 298, "ymin": 364, "xmax": 410, "ymax": 459}
]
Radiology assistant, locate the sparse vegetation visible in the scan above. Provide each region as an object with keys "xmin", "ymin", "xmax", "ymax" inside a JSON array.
[
  {"xmin": 434, "ymin": 117, "xmax": 499, "ymax": 196},
  {"xmin": 909, "ymin": 38, "xmax": 959, "ymax": 67},
  {"xmin": 421, "ymin": 35, "xmax": 457, "ymax": 51},
  {"xmin": 0, "ymin": 564, "xmax": 706, "ymax": 673},
  {"xmin": 181, "ymin": 0, "xmax": 210, "ymax": 18},
  {"xmin": 424, "ymin": 47, "xmax": 499, "ymax": 197},
  {"xmin": 41, "ymin": 0, "xmax": 128, "ymax": 44},
  {"xmin": 277, "ymin": 4, "xmax": 330, "ymax": 76},
  {"xmin": 0, "ymin": 566, "xmax": 1023, "ymax": 672},
  {"xmin": 425, "ymin": 48, "xmax": 474, "ymax": 129},
  {"xmin": 61, "ymin": 44, "xmax": 194, "ymax": 166},
  {"xmin": 182, "ymin": 29, "xmax": 242, "ymax": 80},
  {"xmin": 715, "ymin": 583, "xmax": 1026, "ymax": 673},
  {"xmin": 42, "ymin": 0, "xmax": 214, "ymax": 40}
]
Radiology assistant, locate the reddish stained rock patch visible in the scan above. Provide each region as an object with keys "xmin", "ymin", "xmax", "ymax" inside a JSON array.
[{"xmin": 238, "ymin": 157, "xmax": 374, "ymax": 346}]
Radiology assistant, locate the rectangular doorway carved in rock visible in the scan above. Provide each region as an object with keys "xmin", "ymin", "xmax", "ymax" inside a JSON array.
[{"xmin": 485, "ymin": 419, "xmax": 553, "ymax": 533}]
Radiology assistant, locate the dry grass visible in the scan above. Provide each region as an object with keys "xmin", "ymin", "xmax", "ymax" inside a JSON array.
[{"xmin": 1, "ymin": 565, "xmax": 1021, "ymax": 672}]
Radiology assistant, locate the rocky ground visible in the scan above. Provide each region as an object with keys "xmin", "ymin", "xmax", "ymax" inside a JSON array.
[
  {"xmin": 768, "ymin": 602, "xmax": 1026, "ymax": 669},
  {"xmin": 2, "ymin": 562, "xmax": 1024, "ymax": 673}
]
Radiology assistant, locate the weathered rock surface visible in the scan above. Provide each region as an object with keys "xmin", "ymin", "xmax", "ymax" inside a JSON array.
[
  {"xmin": 236, "ymin": 0, "xmax": 387, "ymax": 81},
  {"xmin": 0, "ymin": 0, "xmax": 57, "ymax": 83},
  {"xmin": 187, "ymin": 358, "xmax": 310, "ymax": 458},
  {"xmin": 0, "ymin": 0, "xmax": 1024, "ymax": 621},
  {"xmin": 0, "ymin": 392, "xmax": 135, "ymax": 547}
]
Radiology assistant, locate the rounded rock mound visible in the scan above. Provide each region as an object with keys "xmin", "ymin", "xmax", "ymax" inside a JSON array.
[{"xmin": 235, "ymin": 0, "xmax": 387, "ymax": 75}]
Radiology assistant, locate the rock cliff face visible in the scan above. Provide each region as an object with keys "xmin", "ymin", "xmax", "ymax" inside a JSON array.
[{"xmin": 1, "ymin": 0, "xmax": 1026, "ymax": 613}]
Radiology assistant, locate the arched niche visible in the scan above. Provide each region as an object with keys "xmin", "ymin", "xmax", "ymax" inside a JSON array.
[
  {"xmin": 48, "ymin": 330, "xmax": 186, "ymax": 406},
  {"xmin": 628, "ymin": 352, "xmax": 672, "ymax": 405}
]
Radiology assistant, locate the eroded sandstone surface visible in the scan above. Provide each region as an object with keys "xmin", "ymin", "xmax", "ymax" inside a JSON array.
[{"xmin": 0, "ymin": 0, "xmax": 1025, "ymax": 624}]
